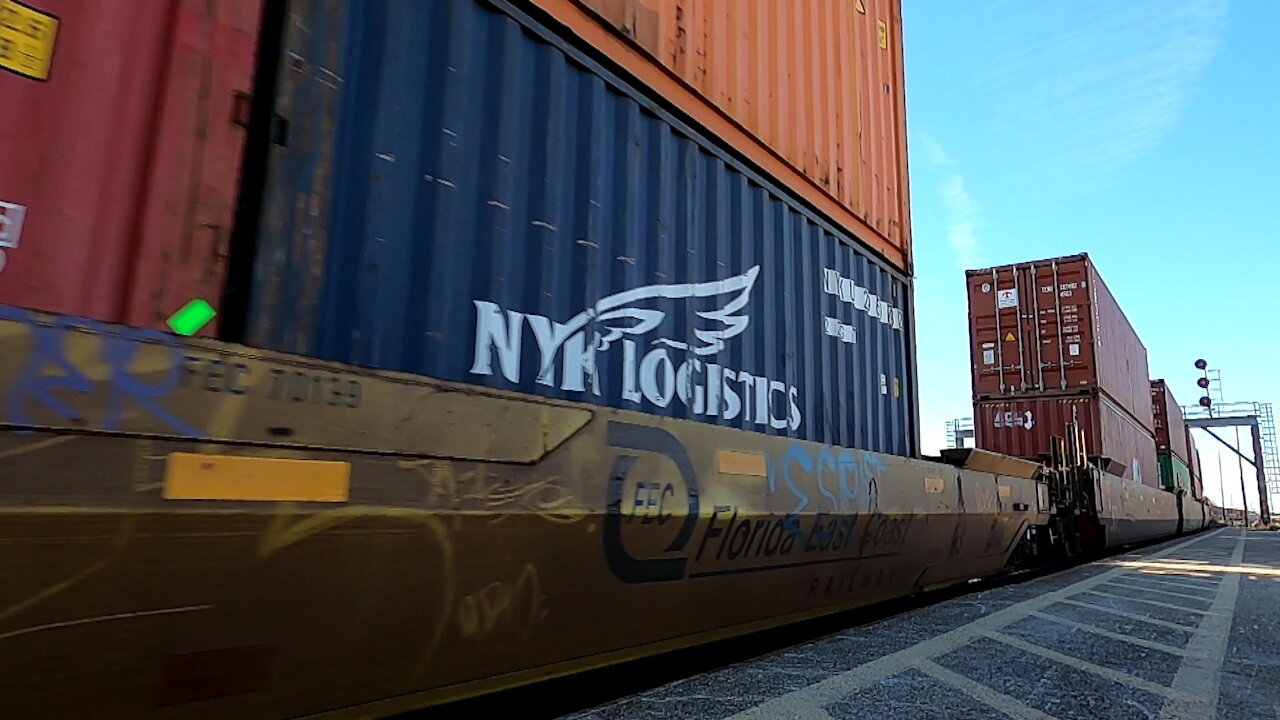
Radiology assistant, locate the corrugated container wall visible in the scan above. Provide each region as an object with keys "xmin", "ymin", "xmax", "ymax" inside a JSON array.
[
  {"xmin": 526, "ymin": 0, "xmax": 911, "ymax": 272},
  {"xmin": 975, "ymin": 393, "xmax": 1159, "ymax": 486},
  {"xmin": 244, "ymin": 0, "xmax": 916, "ymax": 455},
  {"xmin": 0, "ymin": 0, "xmax": 262, "ymax": 332},
  {"xmin": 1186, "ymin": 427, "xmax": 1202, "ymax": 488},
  {"xmin": 1150, "ymin": 379, "xmax": 1190, "ymax": 462},
  {"xmin": 966, "ymin": 254, "xmax": 1153, "ymax": 432}
]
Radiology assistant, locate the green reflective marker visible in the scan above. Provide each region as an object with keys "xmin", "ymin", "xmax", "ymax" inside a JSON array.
[{"xmin": 167, "ymin": 299, "xmax": 217, "ymax": 336}]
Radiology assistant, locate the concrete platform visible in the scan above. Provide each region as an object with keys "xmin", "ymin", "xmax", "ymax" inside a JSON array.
[{"xmin": 565, "ymin": 528, "xmax": 1280, "ymax": 720}]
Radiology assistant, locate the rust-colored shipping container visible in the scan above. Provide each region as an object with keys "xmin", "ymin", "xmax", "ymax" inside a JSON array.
[
  {"xmin": 525, "ymin": 0, "xmax": 911, "ymax": 272},
  {"xmin": 1150, "ymin": 379, "xmax": 1190, "ymax": 462},
  {"xmin": 966, "ymin": 253, "xmax": 1153, "ymax": 432},
  {"xmin": 0, "ymin": 0, "xmax": 261, "ymax": 332},
  {"xmin": 975, "ymin": 393, "xmax": 1159, "ymax": 487}
]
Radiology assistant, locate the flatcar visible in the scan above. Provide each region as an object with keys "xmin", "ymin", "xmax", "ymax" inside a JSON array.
[{"xmin": 0, "ymin": 309, "xmax": 1201, "ymax": 718}]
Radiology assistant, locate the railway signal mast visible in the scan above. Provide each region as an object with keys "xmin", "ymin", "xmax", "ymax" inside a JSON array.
[{"xmin": 1188, "ymin": 359, "xmax": 1271, "ymax": 525}]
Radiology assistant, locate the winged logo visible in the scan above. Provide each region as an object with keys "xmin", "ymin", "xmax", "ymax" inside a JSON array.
[{"xmin": 562, "ymin": 265, "xmax": 761, "ymax": 356}]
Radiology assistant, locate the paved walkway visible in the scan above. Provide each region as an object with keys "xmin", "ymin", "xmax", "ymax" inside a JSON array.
[{"xmin": 567, "ymin": 528, "xmax": 1280, "ymax": 720}]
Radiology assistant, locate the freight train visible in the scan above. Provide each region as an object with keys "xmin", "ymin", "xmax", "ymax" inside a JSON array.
[{"xmin": 0, "ymin": 1, "xmax": 1205, "ymax": 718}]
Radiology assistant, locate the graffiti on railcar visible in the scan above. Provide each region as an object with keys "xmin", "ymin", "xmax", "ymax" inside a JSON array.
[
  {"xmin": 0, "ymin": 309, "xmax": 365, "ymax": 436},
  {"xmin": 603, "ymin": 420, "xmax": 912, "ymax": 585},
  {"xmin": 0, "ymin": 307, "xmax": 199, "ymax": 435},
  {"xmin": 772, "ymin": 441, "xmax": 888, "ymax": 513},
  {"xmin": 398, "ymin": 459, "xmax": 580, "ymax": 525},
  {"xmin": 457, "ymin": 563, "xmax": 547, "ymax": 640}
]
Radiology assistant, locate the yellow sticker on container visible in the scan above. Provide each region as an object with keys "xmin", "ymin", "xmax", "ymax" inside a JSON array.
[
  {"xmin": 0, "ymin": 0, "xmax": 59, "ymax": 81},
  {"xmin": 877, "ymin": 19, "xmax": 888, "ymax": 50}
]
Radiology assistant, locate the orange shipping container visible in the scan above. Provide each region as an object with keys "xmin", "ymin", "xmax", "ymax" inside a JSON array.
[{"xmin": 527, "ymin": 0, "xmax": 911, "ymax": 272}]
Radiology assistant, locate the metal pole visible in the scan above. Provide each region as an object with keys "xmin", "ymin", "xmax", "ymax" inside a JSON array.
[
  {"xmin": 1217, "ymin": 452, "xmax": 1227, "ymax": 522},
  {"xmin": 1251, "ymin": 422, "xmax": 1271, "ymax": 524},
  {"xmin": 1236, "ymin": 426, "xmax": 1249, "ymax": 525}
]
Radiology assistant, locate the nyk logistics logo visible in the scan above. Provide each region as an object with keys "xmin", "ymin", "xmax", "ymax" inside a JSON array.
[{"xmin": 468, "ymin": 266, "xmax": 803, "ymax": 431}]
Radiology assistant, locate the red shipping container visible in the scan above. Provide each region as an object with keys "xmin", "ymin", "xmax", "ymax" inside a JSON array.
[
  {"xmin": 1186, "ymin": 427, "xmax": 1204, "ymax": 498},
  {"xmin": 0, "ymin": 0, "xmax": 262, "ymax": 333},
  {"xmin": 966, "ymin": 253, "xmax": 1153, "ymax": 432},
  {"xmin": 975, "ymin": 393, "xmax": 1159, "ymax": 487},
  {"xmin": 1150, "ymin": 379, "xmax": 1190, "ymax": 462}
]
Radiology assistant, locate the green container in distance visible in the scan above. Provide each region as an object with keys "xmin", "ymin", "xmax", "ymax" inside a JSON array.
[{"xmin": 1159, "ymin": 454, "xmax": 1193, "ymax": 494}]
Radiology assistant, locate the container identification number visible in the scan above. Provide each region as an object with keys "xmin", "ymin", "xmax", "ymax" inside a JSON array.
[{"xmin": 181, "ymin": 355, "xmax": 362, "ymax": 408}]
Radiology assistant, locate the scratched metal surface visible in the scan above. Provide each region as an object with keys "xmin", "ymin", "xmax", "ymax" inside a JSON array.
[
  {"xmin": 0, "ymin": 308, "xmax": 1038, "ymax": 718},
  {"xmin": 244, "ymin": 0, "xmax": 916, "ymax": 457}
]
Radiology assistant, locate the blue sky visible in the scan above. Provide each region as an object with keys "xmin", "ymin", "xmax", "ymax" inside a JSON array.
[{"xmin": 902, "ymin": 0, "xmax": 1279, "ymax": 511}]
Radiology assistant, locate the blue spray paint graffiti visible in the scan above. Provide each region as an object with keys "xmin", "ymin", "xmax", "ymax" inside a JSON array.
[
  {"xmin": 770, "ymin": 441, "xmax": 887, "ymax": 513},
  {"xmin": 762, "ymin": 442, "xmax": 894, "ymax": 548},
  {"xmin": 1, "ymin": 307, "xmax": 199, "ymax": 437}
]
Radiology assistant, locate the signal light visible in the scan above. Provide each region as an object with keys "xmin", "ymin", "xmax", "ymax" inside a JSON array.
[
  {"xmin": 1197, "ymin": 377, "xmax": 1211, "ymax": 389},
  {"xmin": 1200, "ymin": 396, "xmax": 1213, "ymax": 408},
  {"xmin": 1195, "ymin": 359, "xmax": 1208, "ymax": 370}
]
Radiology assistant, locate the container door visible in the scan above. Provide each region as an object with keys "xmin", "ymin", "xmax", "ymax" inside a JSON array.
[
  {"xmin": 969, "ymin": 266, "xmax": 1031, "ymax": 396},
  {"xmin": 1031, "ymin": 258, "xmax": 1093, "ymax": 393}
]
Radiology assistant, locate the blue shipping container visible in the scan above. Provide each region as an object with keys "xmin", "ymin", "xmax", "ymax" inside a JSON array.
[{"xmin": 247, "ymin": 0, "xmax": 917, "ymax": 456}]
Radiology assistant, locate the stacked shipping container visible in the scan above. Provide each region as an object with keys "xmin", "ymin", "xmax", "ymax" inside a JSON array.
[
  {"xmin": 967, "ymin": 254, "xmax": 1159, "ymax": 485},
  {"xmin": 0, "ymin": 0, "xmax": 262, "ymax": 332},
  {"xmin": 527, "ymin": 0, "xmax": 912, "ymax": 271},
  {"xmin": 1151, "ymin": 379, "xmax": 1192, "ymax": 494},
  {"xmin": 243, "ymin": 0, "xmax": 914, "ymax": 454},
  {"xmin": 0, "ymin": 0, "xmax": 917, "ymax": 456}
]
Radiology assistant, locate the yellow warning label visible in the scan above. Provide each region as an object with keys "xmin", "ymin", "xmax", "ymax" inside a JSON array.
[
  {"xmin": 877, "ymin": 19, "xmax": 888, "ymax": 49},
  {"xmin": 1004, "ymin": 332, "xmax": 1016, "ymax": 342},
  {"xmin": 0, "ymin": 0, "xmax": 58, "ymax": 81},
  {"xmin": 855, "ymin": 0, "xmax": 867, "ymax": 15}
]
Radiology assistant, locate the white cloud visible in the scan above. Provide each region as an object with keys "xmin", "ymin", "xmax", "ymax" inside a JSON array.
[
  {"xmin": 916, "ymin": 132, "xmax": 955, "ymax": 167},
  {"xmin": 978, "ymin": 0, "xmax": 1228, "ymax": 182},
  {"xmin": 939, "ymin": 175, "xmax": 986, "ymax": 270}
]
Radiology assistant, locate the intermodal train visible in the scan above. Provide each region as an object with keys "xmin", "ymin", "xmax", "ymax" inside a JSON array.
[{"xmin": 0, "ymin": 1, "xmax": 1206, "ymax": 718}]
